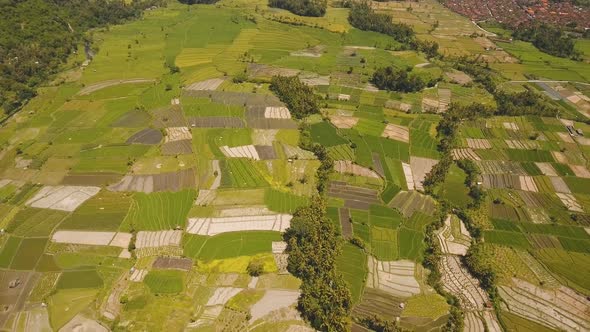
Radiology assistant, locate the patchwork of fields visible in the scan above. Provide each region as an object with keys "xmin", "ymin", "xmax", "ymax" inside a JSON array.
[{"xmin": 0, "ymin": 0, "xmax": 589, "ymax": 331}]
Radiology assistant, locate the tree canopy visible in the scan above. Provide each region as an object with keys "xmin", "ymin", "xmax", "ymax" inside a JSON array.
[
  {"xmin": 0, "ymin": 0, "xmax": 162, "ymax": 114},
  {"xmin": 268, "ymin": 0, "xmax": 327, "ymax": 17},
  {"xmin": 270, "ymin": 75, "xmax": 320, "ymax": 119}
]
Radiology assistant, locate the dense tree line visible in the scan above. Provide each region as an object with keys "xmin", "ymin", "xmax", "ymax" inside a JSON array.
[
  {"xmin": 0, "ymin": 0, "xmax": 162, "ymax": 114},
  {"xmin": 513, "ymin": 24, "xmax": 580, "ymax": 59},
  {"xmin": 371, "ymin": 67, "xmax": 427, "ymax": 93},
  {"xmin": 347, "ymin": 1, "xmax": 414, "ymax": 44},
  {"xmin": 283, "ymin": 199, "xmax": 352, "ymax": 331},
  {"xmin": 269, "ymin": 0, "xmax": 327, "ymax": 17},
  {"xmin": 495, "ymin": 89, "xmax": 558, "ymax": 117},
  {"xmin": 270, "ymin": 75, "xmax": 320, "ymax": 119},
  {"xmin": 456, "ymin": 159, "xmax": 485, "ymax": 207}
]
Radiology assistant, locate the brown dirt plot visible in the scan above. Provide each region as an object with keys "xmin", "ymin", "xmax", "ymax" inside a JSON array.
[
  {"xmin": 126, "ymin": 128, "xmax": 163, "ymax": 145},
  {"xmin": 329, "ymin": 115, "xmax": 359, "ymax": 129},
  {"xmin": 382, "ymin": 124, "xmax": 409, "ymax": 143},
  {"xmin": 328, "ymin": 181, "xmax": 380, "ymax": 210},
  {"xmin": 109, "ymin": 168, "xmax": 195, "ymax": 193},
  {"xmin": 152, "ymin": 257, "xmax": 192, "ymax": 271}
]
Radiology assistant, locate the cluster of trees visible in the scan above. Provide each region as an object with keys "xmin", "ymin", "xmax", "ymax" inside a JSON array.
[
  {"xmin": 270, "ymin": 75, "xmax": 320, "ymax": 119},
  {"xmin": 495, "ymin": 90, "xmax": 558, "ymax": 117},
  {"xmin": 371, "ymin": 67, "xmax": 428, "ymax": 93},
  {"xmin": 177, "ymin": 0, "xmax": 218, "ymax": 4},
  {"xmin": 513, "ymin": 24, "xmax": 579, "ymax": 59},
  {"xmin": 456, "ymin": 159, "xmax": 485, "ymax": 207},
  {"xmin": 0, "ymin": 0, "xmax": 162, "ymax": 114},
  {"xmin": 423, "ymin": 103, "xmax": 493, "ymax": 192},
  {"xmin": 347, "ymin": 1, "xmax": 414, "ymax": 44},
  {"xmin": 283, "ymin": 199, "xmax": 352, "ymax": 331},
  {"xmin": 268, "ymin": 0, "xmax": 327, "ymax": 17},
  {"xmin": 451, "ymin": 57, "xmax": 496, "ymax": 93}
]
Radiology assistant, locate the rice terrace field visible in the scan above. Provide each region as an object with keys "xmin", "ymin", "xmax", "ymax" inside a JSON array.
[{"xmin": 0, "ymin": 0, "xmax": 589, "ymax": 331}]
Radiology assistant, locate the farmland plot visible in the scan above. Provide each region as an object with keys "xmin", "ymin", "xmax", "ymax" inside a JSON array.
[
  {"xmin": 126, "ymin": 128, "xmax": 162, "ymax": 145},
  {"xmin": 366, "ymin": 256, "xmax": 421, "ymax": 298},
  {"xmin": 26, "ymin": 186, "xmax": 100, "ymax": 212},
  {"xmin": 52, "ymin": 231, "xmax": 131, "ymax": 248},
  {"xmin": 535, "ymin": 162, "xmax": 558, "ymax": 176},
  {"xmin": 499, "ymin": 278, "xmax": 590, "ymax": 331},
  {"xmin": 381, "ymin": 124, "xmax": 409, "ymax": 143},
  {"xmin": 389, "ymin": 191, "xmax": 437, "ymax": 217},
  {"xmin": 440, "ymin": 255, "xmax": 491, "ymax": 311},
  {"xmin": 136, "ymin": 230, "xmax": 182, "ymax": 249},
  {"xmin": 436, "ymin": 215, "xmax": 471, "ymax": 256},
  {"xmin": 329, "ymin": 115, "xmax": 359, "ymax": 129},
  {"xmin": 549, "ymin": 177, "xmax": 571, "ymax": 193},
  {"xmin": 409, "ymin": 157, "xmax": 438, "ymax": 191},
  {"xmin": 334, "ymin": 160, "xmax": 380, "ymax": 178},
  {"xmin": 328, "ymin": 181, "xmax": 380, "ymax": 210},
  {"xmin": 220, "ymin": 145, "xmax": 260, "ymax": 160},
  {"xmin": 556, "ymin": 193, "xmax": 584, "ymax": 212},
  {"xmin": 164, "ymin": 127, "xmax": 192, "ymax": 142},
  {"xmin": 505, "ymin": 140, "xmax": 539, "ymax": 150},
  {"xmin": 264, "ymin": 107, "xmax": 291, "ymax": 119},
  {"xmin": 186, "ymin": 214, "xmax": 292, "ymax": 236},
  {"xmin": 466, "ymin": 138, "xmax": 492, "ymax": 149},
  {"xmin": 184, "ymin": 78, "xmax": 224, "ymax": 91},
  {"xmin": 109, "ymin": 169, "xmax": 195, "ymax": 193},
  {"xmin": 452, "ymin": 148, "xmax": 480, "ymax": 161},
  {"xmin": 569, "ymin": 164, "xmax": 590, "ymax": 178},
  {"xmin": 124, "ymin": 190, "xmax": 195, "ymax": 230},
  {"xmin": 475, "ymin": 161, "xmax": 526, "ymax": 175}
]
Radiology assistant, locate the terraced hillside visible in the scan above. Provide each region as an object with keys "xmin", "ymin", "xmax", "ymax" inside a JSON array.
[{"xmin": 0, "ymin": 0, "xmax": 589, "ymax": 331}]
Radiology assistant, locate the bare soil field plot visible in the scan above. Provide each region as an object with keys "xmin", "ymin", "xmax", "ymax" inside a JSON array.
[
  {"xmin": 135, "ymin": 230, "xmax": 182, "ymax": 249},
  {"xmin": 185, "ymin": 78, "xmax": 224, "ymax": 91},
  {"xmin": 556, "ymin": 193, "xmax": 584, "ymax": 212},
  {"xmin": 436, "ymin": 215, "xmax": 471, "ymax": 256},
  {"xmin": 440, "ymin": 255, "xmax": 490, "ymax": 311},
  {"xmin": 410, "ymin": 157, "xmax": 438, "ymax": 191},
  {"xmin": 389, "ymin": 191, "xmax": 436, "ymax": 217},
  {"xmin": 248, "ymin": 63, "xmax": 299, "ymax": 78},
  {"xmin": 535, "ymin": 162, "xmax": 558, "ymax": 176},
  {"xmin": 445, "ymin": 70, "xmax": 472, "ymax": 84},
  {"xmin": 519, "ymin": 176, "xmax": 539, "ymax": 192},
  {"xmin": 402, "ymin": 162, "xmax": 415, "ymax": 190},
  {"xmin": 452, "ymin": 148, "xmax": 481, "ymax": 161},
  {"xmin": 551, "ymin": 151, "xmax": 568, "ymax": 163},
  {"xmin": 161, "ymin": 139, "xmax": 193, "ymax": 155},
  {"xmin": 206, "ymin": 287, "xmax": 242, "ymax": 306},
  {"xmin": 254, "ymin": 145, "xmax": 276, "ymax": 160},
  {"xmin": 569, "ymin": 164, "xmax": 590, "ymax": 178},
  {"xmin": 152, "ymin": 257, "xmax": 192, "ymax": 271},
  {"xmin": 264, "ymin": 107, "xmax": 291, "ymax": 119},
  {"xmin": 195, "ymin": 189, "xmax": 217, "ymax": 206},
  {"xmin": 188, "ymin": 116, "xmax": 244, "ymax": 128},
  {"xmin": 52, "ymin": 231, "xmax": 131, "ymax": 247},
  {"xmin": 109, "ymin": 169, "xmax": 196, "ymax": 193},
  {"xmin": 329, "ymin": 115, "xmax": 359, "ymax": 129},
  {"xmin": 334, "ymin": 160, "xmax": 380, "ymax": 179},
  {"xmin": 300, "ymin": 75, "xmax": 330, "ymax": 86},
  {"xmin": 421, "ymin": 97, "xmax": 439, "ymax": 112},
  {"xmin": 129, "ymin": 269, "xmax": 147, "ymax": 282},
  {"xmin": 186, "ymin": 214, "xmax": 292, "ymax": 235},
  {"xmin": 152, "ymin": 107, "xmax": 187, "ymax": 128},
  {"xmin": 557, "ymin": 132, "xmax": 575, "ymax": 143},
  {"xmin": 77, "ymin": 78, "xmax": 155, "ymax": 96},
  {"xmin": 438, "ymin": 89, "xmax": 451, "ymax": 113},
  {"xmin": 328, "ymin": 181, "xmax": 380, "ymax": 210},
  {"xmin": 126, "ymin": 128, "xmax": 163, "ymax": 145},
  {"xmin": 339, "ymin": 208, "xmax": 352, "ymax": 237},
  {"xmin": 290, "ymin": 45, "xmax": 325, "ymax": 57},
  {"xmin": 164, "ymin": 127, "xmax": 192, "ymax": 142},
  {"xmin": 549, "ymin": 177, "xmax": 571, "ymax": 193},
  {"xmin": 385, "ymin": 100, "xmax": 412, "ymax": 112},
  {"xmin": 481, "ymin": 174, "xmax": 537, "ymax": 192},
  {"xmin": 246, "ymin": 106, "xmax": 297, "ymax": 129},
  {"xmin": 26, "ymin": 186, "xmax": 100, "ymax": 211},
  {"xmin": 250, "ymin": 289, "xmax": 299, "ymax": 322},
  {"xmin": 220, "ymin": 145, "xmax": 260, "ymax": 160},
  {"xmin": 252, "ymin": 129, "xmax": 277, "ymax": 146},
  {"xmin": 505, "ymin": 140, "xmax": 539, "ymax": 150},
  {"xmin": 59, "ymin": 314, "xmax": 108, "ymax": 332},
  {"xmin": 466, "ymin": 138, "xmax": 492, "ymax": 149},
  {"xmin": 60, "ymin": 173, "xmax": 122, "ymax": 186},
  {"xmin": 575, "ymin": 136, "xmax": 590, "ymax": 146},
  {"xmin": 366, "ymin": 256, "xmax": 421, "ymax": 298},
  {"xmin": 499, "ymin": 278, "xmax": 590, "ymax": 331},
  {"xmin": 382, "ymin": 124, "xmax": 409, "ymax": 143},
  {"xmin": 17, "ymin": 307, "xmax": 52, "ymax": 332},
  {"xmin": 503, "ymin": 122, "xmax": 519, "ymax": 131}
]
